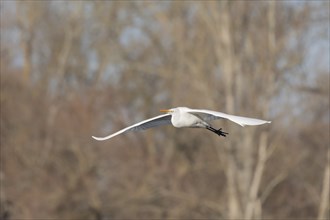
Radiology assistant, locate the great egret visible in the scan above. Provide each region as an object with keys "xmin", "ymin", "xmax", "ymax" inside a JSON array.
[{"xmin": 92, "ymin": 107, "xmax": 271, "ymax": 141}]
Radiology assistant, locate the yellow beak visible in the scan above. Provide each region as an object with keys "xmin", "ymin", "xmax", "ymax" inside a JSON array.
[{"xmin": 160, "ymin": 109, "xmax": 171, "ymax": 113}]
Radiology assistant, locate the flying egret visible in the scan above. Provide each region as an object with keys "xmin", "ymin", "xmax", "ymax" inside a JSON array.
[{"xmin": 92, "ymin": 107, "xmax": 271, "ymax": 141}]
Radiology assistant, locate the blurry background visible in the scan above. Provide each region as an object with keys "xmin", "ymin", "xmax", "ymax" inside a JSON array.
[{"xmin": 0, "ymin": 1, "xmax": 329, "ymax": 219}]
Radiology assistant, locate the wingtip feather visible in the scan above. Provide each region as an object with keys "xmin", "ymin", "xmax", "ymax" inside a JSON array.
[{"xmin": 92, "ymin": 136, "xmax": 103, "ymax": 141}]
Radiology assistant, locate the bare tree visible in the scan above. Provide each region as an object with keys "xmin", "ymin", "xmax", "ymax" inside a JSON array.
[{"xmin": 1, "ymin": 1, "xmax": 328, "ymax": 219}]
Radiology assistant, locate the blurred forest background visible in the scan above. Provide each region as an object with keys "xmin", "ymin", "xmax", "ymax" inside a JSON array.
[{"xmin": 0, "ymin": 1, "xmax": 329, "ymax": 219}]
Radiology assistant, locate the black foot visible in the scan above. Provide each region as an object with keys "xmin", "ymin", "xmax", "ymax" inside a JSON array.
[
  {"xmin": 216, "ymin": 128, "xmax": 229, "ymax": 137},
  {"xmin": 206, "ymin": 127, "xmax": 229, "ymax": 137}
]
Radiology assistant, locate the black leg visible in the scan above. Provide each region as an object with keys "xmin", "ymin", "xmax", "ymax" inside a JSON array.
[{"xmin": 206, "ymin": 126, "xmax": 229, "ymax": 137}]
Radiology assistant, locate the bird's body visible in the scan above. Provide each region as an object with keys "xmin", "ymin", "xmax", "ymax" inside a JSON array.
[
  {"xmin": 170, "ymin": 108, "xmax": 208, "ymax": 128},
  {"xmin": 92, "ymin": 107, "xmax": 271, "ymax": 141}
]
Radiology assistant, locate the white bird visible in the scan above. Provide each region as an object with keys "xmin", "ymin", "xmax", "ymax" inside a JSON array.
[{"xmin": 92, "ymin": 107, "xmax": 271, "ymax": 141}]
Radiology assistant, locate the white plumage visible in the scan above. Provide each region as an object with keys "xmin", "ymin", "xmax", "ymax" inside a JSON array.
[{"xmin": 92, "ymin": 107, "xmax": 271, "ymax": 141}]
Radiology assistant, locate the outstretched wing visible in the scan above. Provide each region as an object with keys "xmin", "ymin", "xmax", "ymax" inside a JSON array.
[
  {"xmin": 187, "ymin": 108, "xmax": 271, "ymax": 127},
  {"xmin": 92, "ymin": 114, "xmax": 172, "ymax": 141}
]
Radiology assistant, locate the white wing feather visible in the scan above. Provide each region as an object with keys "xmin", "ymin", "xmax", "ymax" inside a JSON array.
[
  {"xmin": 92, "ymin": 114, "xmax": 171, "ymax": 141},
  {"xmin": 186, "ymin": 108, "xmax": 271, "ymax": 127}
]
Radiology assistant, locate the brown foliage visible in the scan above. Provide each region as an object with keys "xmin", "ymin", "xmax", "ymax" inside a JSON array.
[{"xmin": 1, "ymin": 1, "xmax": 329, "ymax": 219}]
